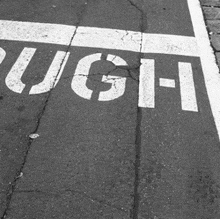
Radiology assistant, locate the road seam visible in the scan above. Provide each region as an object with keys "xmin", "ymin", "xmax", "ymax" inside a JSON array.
[{"xmin": 128, "ymin": 1, "xmax": 144, "ymax": 218}]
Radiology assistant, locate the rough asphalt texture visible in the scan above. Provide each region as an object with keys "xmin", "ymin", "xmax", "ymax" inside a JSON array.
[
  {"xmin": 201, "ymin": 0, "xmax": 220, "ymax": 66},
  {"xmin": 0, "ymin": 0, "xmax": 220, "ymax": 219}
]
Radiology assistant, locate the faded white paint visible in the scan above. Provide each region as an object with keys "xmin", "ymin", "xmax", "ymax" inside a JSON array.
[
  {"xmin": 139, "ymin": 60, "xmax": 198, "ymax": 112},
  {"xmin": 142, "ymin": 34, "xmax": 198, "ymax": 57},
  {"xmin": 159, "ymin": 78, "xmax": 176, "ymax": 88},
  {"xmin": 0, "ymin": 20, "xmax": 199, "ymax": 57},
  {"xmin": 99, "ymin": 54, "xmax": 128, "ymax": 101},
  {"xmin": 71, "ymin": 53, "xmax": 98, "ymax": 100},
  {"xmin": 29, "ymin": 51, "xmax": 70, "ymax": 94},
  {"xmin": 0, "ymin": 48, "xmax": 6, "ymax": 64},
  {"xmin": 5, "ymin": 47, "xmax": 36, "ymax": 93},
  {"xmin": 5, "ymin": 48, "xmax": 69, "ymax": 94},
  {"xmin": 188, "ymin": 0, "xmax": 220, "ymax": 138},
  {"xmin": 0, "ymin": 5, "xmax": 219, "ymax": 129},
  {"xmin": 179, "ymin": 62, "xmax": 198, "ymax": 112},
  {"xmin": 139, "ymin": 59, "xmax": 155, "ymax": 108},
  {"xmin": 0, "ymin": 20, "xmax": 75, "ymax": 45},
  {"xmin": 72, "ymin": 53, "xmax": 127, "ymax": 101}
]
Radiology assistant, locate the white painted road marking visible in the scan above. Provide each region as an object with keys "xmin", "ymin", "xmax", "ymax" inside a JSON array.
[
  {"xmin": 0, "ymin": 47, "xmax": 6, "ymax": 64},
  {"xmin": 159, "ymin": 78, "xmax": 176, "ymax": 88},
  {"xmin": 72, "ymin": 53, "xmax": 127, "ymax": 101},
  {"xmin": 5, "ymin": 47, "xmax": 70, "ymax": 95},
  {"xmin": 0, "ymin": 20, "xmax": 199, "ymax": 57},
  {"xmin": 138, "ymin": 60, "xmax": 198, "ymax": 112},
  {"xmin": 99, "ymin": 55, "xmax": 127, "ymax": 101},
  {"xmin": 188, "ymin": 0, "xmax": 220, "ymax": 138},
  {"xmin": 72, "ymin": 53, "xmax": 100, "ymax": 100},
  {"xmin": 179, "ymin": 62, "xmax": 198, "ymax": 112},
  {"xmin": 29, "ymin": 51, "xmax": 70, "ymax": 95},
  {"xmin": 139, "ymin": 59, "xmax": 155, "ymax": 108},
  {"xmin": 1, "ymin": 0, "xmax": 220, "ymax": 138},
  {"xmin": 5, "ymin": 47, "xmax": 36, "ymax": 93}
]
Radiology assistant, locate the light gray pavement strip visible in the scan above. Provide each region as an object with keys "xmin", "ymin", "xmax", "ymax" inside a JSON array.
[{"xmin": 0, "ymin": 0, "xmax": 220, "ymax": 219}]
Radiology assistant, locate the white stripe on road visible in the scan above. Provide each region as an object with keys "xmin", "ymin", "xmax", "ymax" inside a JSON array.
[
  {"xmin": 0, "ymin": 20, "xmax": 199, "ymax": 57},
  {"xmin": 188, "ymin": 0, "xmax": 220, "ymax": 138},
  {"xmin": 179, "ymin": 62, "xmax": 198, "ymax": 112},
  {"xmin": 142, "ymin": 33, "xmax": 199, "ymax": 57},
  {"xmin": 138, "ymin": 59, "xmax": 155, "ymax": 108},
  {"xmin": 0, "ymin": 21, "xmax": 75, "ymax": 45}
]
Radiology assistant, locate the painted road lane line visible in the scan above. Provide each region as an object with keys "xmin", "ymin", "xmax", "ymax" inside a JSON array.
[
  {"xmin": 188, "ymin": 0, "xmax": 220, "ymax": 139},
  {"xmin": 0, "ymin": 20, "xmax": 75, "ymax": 45},
  {"xmin": 0, "ymin": 20, "xmax": 199, "ymax": 56}
]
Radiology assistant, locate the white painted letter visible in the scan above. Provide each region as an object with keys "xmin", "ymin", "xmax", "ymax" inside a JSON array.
[
  {"xmin": 5, "ymin": 48, "xmax": 68, "ymax": 94},
  {"xmin": 72, "ymin": 53, "xmax": 127, "ymax": 101},
  {"xmin": 98, "ymin": 54, "xmax": 127, "ymax": 101},
  {"xmin": 29, "ymin": 51, "xmax": 69, "ymax": 94},
  {"xmin": 0, "ymin": 48, "xmax": 6, "ymax": 64},
  {"xmin": 179, "ymin": 62, "xmax": 198, "ymax": 112},
  {"xmin": 5, "ymin": 47, "xmax": 36, "ymax": 93},
  {"xmin": 139, "ymin": 59, "xmax": 155, "ymax": 108}
]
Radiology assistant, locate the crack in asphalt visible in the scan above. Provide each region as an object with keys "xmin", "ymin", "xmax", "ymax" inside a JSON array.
[
  {"xmin": 1, "ymin": 2, "xmax": 89, "ymax": 219},
  {"xmin": 12, "ymin": 189, "xmax": 128, "ymax": 214},
  {"xmin": 125, "ymin": 0, "xmax": 145, "ymax": 218},
  {"xmin": 61, "ymin": 66, "xmax": 139, "ymax": 82},
  {"xmin": 2, "ymin": 1, "xmax": 146, "ymax": 218},
  {"xmin": 126, "ymin": 0, "xmax": 143, "ymax": 15}
]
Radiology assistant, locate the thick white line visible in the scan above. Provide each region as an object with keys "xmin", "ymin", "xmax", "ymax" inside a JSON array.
[
  {"xmin": 5, "ymin": 47, "xmax": 36, "ymax": 93},
  {"xmin": 0, "ymin": 20, "xmax": 75, "ymax": 45},
  {"xmin": 188, "ymin": 0, "xmax": 220, "ymax": 138},
  {"xmin": 159, "ymin": 78, "xmax": 176, "ymax": 88},
  {"xmin": 179, "ymin": 62, "xmax": 198, "ymax": 112},
  {"xmin": 72, "ymin": 26, "xmax": 141, "ymax": 53},
  {"xmin": 0, "ymin": 20, "xmax": 199, "ymax": 57},
  {"xmin": 138, "ymin": 59, "xmax": 155, "ymax": 108},
  {"xmin": 142, "ymin": 33, "xmax": 199, "ymax": 57}
]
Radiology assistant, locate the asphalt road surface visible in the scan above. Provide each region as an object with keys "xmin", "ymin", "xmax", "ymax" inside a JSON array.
[{"xmin": 0, "ymin": 0, "xmax": 220, "ymax": 218}]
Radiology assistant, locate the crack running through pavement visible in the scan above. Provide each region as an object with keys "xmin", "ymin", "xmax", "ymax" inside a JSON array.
[{"xmin": 1, "ymin": 2, "xmax": 89, "ymax": 219}]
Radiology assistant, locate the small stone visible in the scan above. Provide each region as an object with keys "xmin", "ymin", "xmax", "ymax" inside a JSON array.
[
  {"xmin": 18, "ymin": 172, "xmax": 23, "ymax": 178},
  {"xmin": 29, "ymin": 133, "xmax": 40, "ymax": 139}
]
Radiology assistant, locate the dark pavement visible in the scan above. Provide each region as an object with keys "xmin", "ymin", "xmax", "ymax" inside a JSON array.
[{"xmin": 0, "ymin": 0, "xmax": 220, "ymax": 219}]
